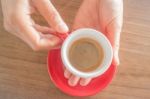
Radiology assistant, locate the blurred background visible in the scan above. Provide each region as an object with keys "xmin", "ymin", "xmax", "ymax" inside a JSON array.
[{"xmin": 0, "ymin": 0, "xmax": 150, "ymax": 99}]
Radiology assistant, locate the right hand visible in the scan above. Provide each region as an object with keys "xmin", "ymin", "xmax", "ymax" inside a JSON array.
[
  {"xmin": 1, "ymin": 0, "xmax": 69, "ymax": 51},
  {"xmin": 64, "ymin": 0, "xmax": 123, "ymax": 86}
]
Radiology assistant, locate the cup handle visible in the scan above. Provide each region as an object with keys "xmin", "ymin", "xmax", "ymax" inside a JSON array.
[{"xmin": 53, "ymin": 32, "xmax": 69, "ymax": 41}]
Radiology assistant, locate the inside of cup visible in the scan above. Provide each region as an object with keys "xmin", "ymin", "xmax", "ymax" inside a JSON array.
[{"xmin": 62, "ymin": 29, "xmax": 113, "ymax": 78}]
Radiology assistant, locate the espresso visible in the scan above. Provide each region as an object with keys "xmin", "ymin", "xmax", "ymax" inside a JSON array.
[{"xmin": 69, "ymin": 38, "xmax": 104, "ymax": 72}]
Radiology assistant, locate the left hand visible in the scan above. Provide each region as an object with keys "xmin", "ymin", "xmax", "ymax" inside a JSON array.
[
  {"xmin": 1, "ymin": 0, "xmax": 68, "ymax": 51},
  {"xmin": 64, "ymin": 0, "xmax": 123, "ymax": 86}
]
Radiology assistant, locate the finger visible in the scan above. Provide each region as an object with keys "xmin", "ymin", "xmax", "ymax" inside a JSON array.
[
  {"xmin": 29, "ymin": 0, "xmax": 37, "ymax": 14},
  {"xmin": 37, "ymin": 33, "xmax": 61, "ymax": 50},
  {"xmin": 64, "ymin": 69, "xmax": 71, "ymax": 79},
  {"xmin": 13, "ymin": 13, "xmax": 61, "ymax": 51},
  {"xmin": 29, "ymin": 4, "xmax": 36, "ymax": 14},
  {"xmin": 106, "ymin": 15, "xmax": 122, "ymax": 65},
  {"xmin": 106, "ymin": 15, "xmax": 123, "ymax": 48},
  {"xmin": 72, "ymin": 0, "xmax": 91, "ymax": 31},
  {"xmin": 34, "ymin": 24, "xmax": 56, "ymax": 33},
  {"xmin": 112, "ymin": 51, "xmax": 120, "ymax": 66},
  {"xmin": 23, "ymin": 26, "xmax": 61, "ymax": 51},
  {"xmin": 80, "ymin": 78, "xmax": 92, "ymax": 86},
  {"xmin": 34, "ymin": 24, "xmax": 68, "ymax": 42},
  {"xmin": 68, "ymin": 75, "xmax": 80, "ymax": 86},
  {"xmin": 32, "ymin": 0, "xmax": 69, "ymax": 33},
  {"xmin": 106, "ymin": 1, "xmax": 123, "ymax": 66}
]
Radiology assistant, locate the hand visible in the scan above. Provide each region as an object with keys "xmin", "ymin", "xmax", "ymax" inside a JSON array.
[
  {"xmin": 1, "ymin": 0, "xmax": 69, "ymax": 51},
  {"xmin": 64, "ymin": 0, "xmax": 123, "ymax": 86}
]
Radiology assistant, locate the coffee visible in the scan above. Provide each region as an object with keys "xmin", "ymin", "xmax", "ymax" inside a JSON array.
[{"xmin": 69, "ymin": 38, "xmax": 104, "ymax": 72}]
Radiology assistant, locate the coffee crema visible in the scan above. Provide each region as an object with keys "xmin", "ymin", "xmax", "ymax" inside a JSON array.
[{"xmin": 69, "ymin": 38, "xmax": 104, "ymax": 72}]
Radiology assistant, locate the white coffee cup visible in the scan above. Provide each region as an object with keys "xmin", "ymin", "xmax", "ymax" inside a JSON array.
[{"xmin": 61, "ymin": 28, "xmax": 113, "ymax": 78}]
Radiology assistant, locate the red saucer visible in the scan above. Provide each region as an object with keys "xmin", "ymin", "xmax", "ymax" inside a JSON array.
[{"xmin": 47, "ymin": 49, "xmax": 116, "ymax": 96}]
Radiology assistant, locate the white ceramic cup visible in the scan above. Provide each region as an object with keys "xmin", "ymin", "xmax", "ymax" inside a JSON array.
[{"xmin": 61, "ymin": 28, "xmax": 113, "ymax": 78}]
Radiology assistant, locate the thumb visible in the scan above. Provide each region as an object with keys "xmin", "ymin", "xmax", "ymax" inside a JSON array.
[
  {"xmin": 32, "ymin": 0, "xmax": 69, "ymax": 33},
  {"xmin": 112, "ymin": 50, "xmax": 120, "ymax": 66},
  {"xmin": 104, "ymin": 0, "xmax": 123, "ymax": 66},
  {"xmin": 106, "ymin": 15, "xmax": 123, "ymax": 66}
]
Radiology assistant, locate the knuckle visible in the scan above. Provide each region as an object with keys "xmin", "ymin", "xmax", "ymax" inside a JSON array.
[
  {"xmin": 49, "ymin": 40, "xmax": 58, "ymax": 48},
  {"xmin": 49, "ymin": 42, "xmax": 55, "ymax": 47},
  {"xmin": 32, "ymin": 42, "xmax": 41, "ymax": 51},
  {"xmin": 32, "ymin": 45, "xmax": 41, "ymax": 51},
  {"xmin": 50, "ymin": 11, "xmax": 59, "ymax": 21},
  {"xmin": 3, "ymin": 20, "xmax": 12, "ymax": 32},
  {"xmin": 3, "ymin": 12, "xmax": 21, "ymax": 32},
  {"xmin": 11, "ymin": 13, "xmax": 21, "ymax": 24},
  {"xmin": 32, "ymin": 46, "xmax": 40, "ymax": 51},
  {"xmin": 8, "ymin": 11, "xmax": 23, "ymax": 26}
]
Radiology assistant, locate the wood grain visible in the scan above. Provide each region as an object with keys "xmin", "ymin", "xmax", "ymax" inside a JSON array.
[{"xmin": 0, "ymin": 0, "xmax": 150, "ymax": 99}]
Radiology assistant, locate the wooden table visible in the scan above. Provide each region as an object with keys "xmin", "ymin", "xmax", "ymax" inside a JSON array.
[{"xmin": 0, "ymin": 0, "xmax": 150, "ymax": 99}]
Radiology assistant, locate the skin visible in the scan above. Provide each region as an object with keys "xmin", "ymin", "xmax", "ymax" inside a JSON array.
[
  {"xmin": 1, "ymin": 0, "xmax": 123, "ymax": 86},
  {"xmin": 1, "ymin": 0, "xmax": 69, "ymax": 51},
  {"xmin": 65, "ymin": 0, "xmax": 123, "ymax": 86}
]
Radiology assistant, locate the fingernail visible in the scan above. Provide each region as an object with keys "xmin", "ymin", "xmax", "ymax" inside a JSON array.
[
  {"xmin": 112, "ymin": 53, "xmax": 120, "ymax": 66},
  {"xmin": 64, "ymin": 72, "xmax": 68, "ymax": 78},
  {"xmin": 56, "ymin": 23, "xmax": 69, "ymax": 33},
  {"xmin": 80, "ymin": 80, "xmax": 89, "ymax": 86},
  {"xmin": 80, "ymin": 81, "xmax": 85, "ymax": 86},
  {"xmin": 68, "ymin": 80, "xmax": 76, "ymax": 87},
  {"xmin": 64, "ymin": 72, "xmax": 71, "ymax": 79},
  {"xmin": 80, "ymin": 78, "xmax": 92, "ymax": 86}
]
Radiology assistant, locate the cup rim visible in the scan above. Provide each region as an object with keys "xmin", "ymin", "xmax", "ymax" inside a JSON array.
[{"xmin": 61, "ymin": 28, "xmax": 113, "ymax": 78}]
